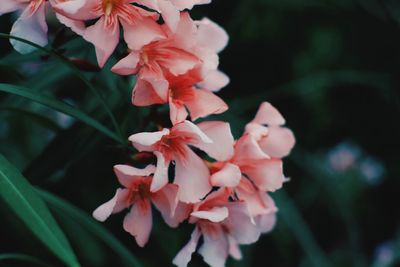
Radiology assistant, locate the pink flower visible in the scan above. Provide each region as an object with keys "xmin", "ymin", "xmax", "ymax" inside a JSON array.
[
  {"xmin": 112, "ymin": 12, "xmax": 200, "ymax": 99},
  {"xmin": 136, "ymin": 0, "xmax": 211, "ymax": 31},
  {"xmin": 173, "ymin": 188, "xmax": 263, "ymax": 267},
  {"xmin": 245, "ymin": 102, "xmax": 295, "ymax": 158},
  {"xmin": 53, "ymin": 0, "xmax": 165, "ymax": 67},
  {"xmin": 128, "ymin": 120, "xmax": 234, "ymax": 203},
  {"xmin": 135, "ymin": 67, "xmax": 228, "ymax": 124},
  {"xmin": 204, "ymin": 132, "xmax": 283, "ymax": 218},
  {"xmin": 92, "ymin": 164, "xmax": 186, "ymax": 247}
]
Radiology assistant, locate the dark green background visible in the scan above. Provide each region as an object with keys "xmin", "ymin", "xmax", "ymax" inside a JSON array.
[{"xmin": 1, "ymin": 0, "xmax": 400, "ymax": 266}]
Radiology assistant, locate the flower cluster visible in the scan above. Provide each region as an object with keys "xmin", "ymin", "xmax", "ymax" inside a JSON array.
[{"xmin": 2, "ymin": 0, "xmax": 295, "ymax": 266}]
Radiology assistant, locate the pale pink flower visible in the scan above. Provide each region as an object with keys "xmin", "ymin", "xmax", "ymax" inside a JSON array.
[
  {"xmin": 92, "ymin": 164, "xmax": 186, "ymax": 247},
  {"xmin": 204, "ymin": 132, "xmax": 283, "ymax": 218},
  {"xmin": 136, "ymin": 0, "xmax": 211, "ymax": 31},
  {"xmin": 193, "ymin": 17, "xmax": 230, "ymax": 92},
  {"xmin": 128, "ymin": 120, "xmax": 234, "ymax": 203},
  {"xmin": 53, "ymin": 0, "xmax": 165, "ymax": 67},
  {"xmin": 112, "ymin": 12, "xmax": 200, "ymax": 99},
  {"xmin": 135, "ymin": 68, "xmax": 228, "ymax": 125},
  {"xmin": 173, "ymin": 188, "xmax": 263, "ymax": 267},
  {"xmin": 246, "ymin": 102, "xmax": 295, "ymax": 158}
]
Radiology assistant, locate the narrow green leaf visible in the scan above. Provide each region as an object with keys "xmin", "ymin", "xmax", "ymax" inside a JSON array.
[
  {"xmin": 37, "ymin": 189, "xmax": 144, "ymax": 267},
  {"xmin": 0, "ymin": 105, "xmax": 62, "ymax": 131},
  {"xmin": 0, "ymin": 253, "xmax": 52, "ymax": 267},
  {"xmin": 0, "ymin": 32, "xmax": 125, "ymax": 142},
  {"xmin": 0, "ymin": 83, "xmax": 123, "ymax": 143},
  {"xmin": 0, "ymin": 154, "xmax": 80, "ymax": 267}
]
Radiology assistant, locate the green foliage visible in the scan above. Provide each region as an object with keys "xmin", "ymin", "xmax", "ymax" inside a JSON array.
[{"xmin": 0, "ymin": 154, "xmax": 79, "ymax": 267}]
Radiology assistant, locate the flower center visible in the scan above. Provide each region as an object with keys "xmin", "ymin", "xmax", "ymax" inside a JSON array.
[{"xmin": 102, "ymin": 0, "xmax": 121, "ymax": 16}]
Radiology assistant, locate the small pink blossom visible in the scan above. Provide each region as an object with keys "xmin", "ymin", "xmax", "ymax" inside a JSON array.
[
  {"xmin": 246, "ymin": 102, "xmax": 295, "ymax": 158},
  {"xmin": 173, "ymin": 188, "xmax": 265, "ymax": 267},
  {"xmin": 92, "ymin": 164, "xmax": 186, "ymax": 247},
  {"xmin": 134, "ymin": 68, "xmax": 228, "ymax": 124},
  {"xmin": 53, "ymin": 0, "xmax": 165, "ymax": 67}
]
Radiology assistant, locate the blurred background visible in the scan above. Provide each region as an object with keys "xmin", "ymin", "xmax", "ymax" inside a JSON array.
[{"xmin": 1, "ymin": 0, "xmax": 400, "ymax": 266}]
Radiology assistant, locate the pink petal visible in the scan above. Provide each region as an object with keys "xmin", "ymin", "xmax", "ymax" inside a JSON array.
[
  {"xmin": 123, "ymin": 199, "xmax": 153, "ymax": 247},
  {"xmin": 151, "ymin": 151, "xmax": 170, "ymax": 192},
  {"xmin": 252, "ymin": 102, "xmax": 286, "ymax": 126},
  {"xmin": 111, "ymin": 51, "xmax": 140, "ymax": 75},
  {"xmin": 259, "ymin": 127, "xmax": 296, "ymax": 158},
  {"xmin": 172, "ymin": 227, "xmax": 201, "ymax": 267},
  {"xmin": 185, "ymin": 88, "xmax": 228, "ymax": 121},
  {"xmin": 191, "ymin": 206, "xmax": 229, "ymax": 222},
  {"xmin": 210, "ymin": 163, "xmax": 241, "ymax": 187},
  {"xmin": 170, "ymin": 100, "xmax": 189, "ymax": 125},
  {"xmin": 225, "ymin": 202, "xmax": 261, "ymax": 244},
  {"xmin": 228, "ymin": 236, "xmax": 242, "ymax": 260},
  {"xmin": 10, "ymin": 4, "xmax": 48, "ymax": 54},
  {"xmin": 158, "ymin": 0, "xmax": 180, "ymax": 32},
  {"xmin": 199, "ymin": 225, "xmax": 229, "ymax": 267},
  {"xmin": 195, "ymin": 121, "xmax": 234, "ymax": 161},
  {"xmin": 114, "ymin": 164, "xmax": 155, "ymax": 187},
  {"xmin": 195, "ymin": 18, "xmax": 229, "ymax": 53},
  {"xmin": 174, "ymin": 147, "xmax": 211, "ymax": 203},
  {"xmin": 92, "ymin": 188, "xmax": 130, "ymax": 221},
  {"xmin": 198, "ymin": 70, "xmax": 230, "ymax": 92},
  {"xmin": 245, "ymin": 122, "xmax": 269, "ymax": 141},
  {"xmin": 0, "ymin": 0, "xmax": 23, "ymax": 15},
  {"xmin": 132, "ymin": 78, "xmax": 168, "ymax": 107},
  {"xmin": 83, "ymin": 17, "xmax": 119, "ymax": 67},
  {"xmin": 55, "ymin": 13, "xmax": 85, "ymax": 36},
  {"xmin": 233, "ymin": 134, "xmax": 269, "ymax": 164},
  {"xmin": 242, "ymin": 159, "xmax": 285, "ymax": 192},
  {"xmin": 170, "ymin": 0, "xmax": 211, "ymax": 10},
  {"xmin": 121, "ymin": 18, "xmax": 165, "ymax": 50},
  {"xmin": 255, "ymin": 212, "xmax": 277, "ymax": 234},
  {"xmin": 134, "ymin": 0, "xmax": 159, "ymax": 10},
  {"xmin": 52, "ymin": 0, "xmax": 98, "ymax": 21},
  {"xmin": 162, "ymin": 49, "xmax": 199, "ymax": 76},
  {"xmin": 173, "ymin": 120, "xmax": 212, "ymax": 144},
  {"xmin": 236, "ymin": 179, "xmax": 277, "ymax": 217},
  {"xmin": 151, "ymin": 184, "xmax": 181, "ymax": 227},
  {"xmin": 129, "ymin": 128, "xmax": 169, "ymax": 148}
]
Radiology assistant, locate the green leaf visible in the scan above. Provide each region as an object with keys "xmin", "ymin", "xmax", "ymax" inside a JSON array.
[
  {"xmin": 0, "ymin": 253, "xmax": 52, "ymax": 267},
  {"xmin": 0, "ymin": 154, "xmax": 80, "ymax": 267},
  {"xmin": 0, "ymin": 32, "xmax": 125, "ymax": 143},
  {"xmin": 0, "ymin": 83, "xmax": 123, "ymax": 143},
  {"xmin": 0, "ymin": 105, "xmax": 62, "ymax": 132},
  {"xmin": 37, "ymin": 189, "xmax": 144, "ymax": 267}
]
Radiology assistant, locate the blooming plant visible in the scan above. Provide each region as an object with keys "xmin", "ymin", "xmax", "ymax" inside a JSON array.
[{"xmin": 1, "ymin": 0, "xmax": 295, "ymax": 266}]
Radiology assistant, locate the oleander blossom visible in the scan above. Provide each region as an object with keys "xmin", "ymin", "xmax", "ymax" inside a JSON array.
[
  {"xmin": 128, "ymin": 120, "xmax": 234, "ymax": 203},
  {"xmin": 92, "ymin": 164, "xmax": 187, "ymax": 247}
]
